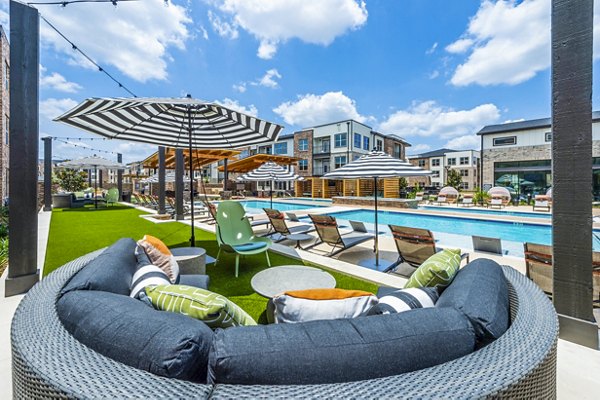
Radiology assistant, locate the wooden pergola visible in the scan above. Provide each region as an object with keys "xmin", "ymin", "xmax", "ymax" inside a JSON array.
[
  {"xmin": 217, "ymin": 154, "xmax": 300, "ymax": 173},
  {"xmin": 142, "ymin": 148, "xmax": 240, "ymax": 169}
]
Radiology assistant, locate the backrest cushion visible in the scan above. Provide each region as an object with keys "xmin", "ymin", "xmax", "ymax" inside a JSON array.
[
  {"xmin": 404, "ymin": 248, "xmax": 461, "ymax": 290},
  {"xmin": 368, "ymin": 287, "xmax": 439, "ymax": 315},
  {"xmin": 272, "ymin": 288, "xmax": 377, "ymax": 323},
  {"xmin": 436, "ymin": 258, "xmax": 510, "ymax": 347},
  {"xmin": 137, "ymin": 235, "xmax": 179, "ymax": 283},
  {"xmin": 130, "ymin": 265, "xmax": 170, "ymax": 299},
  {"xmin": 145, "ymin": 285, "xmax": 257, "ymax": 329},
  {"xmin": 57, "ymin": 290, "xmax": 213, "ymax": 382},
  {"xmin": 208, "ymin": 307, "xmax": 475, "ymax": 385},
  {"xmin": 61, "ymin": 238, "xmax": 138, "ymax": 296}
]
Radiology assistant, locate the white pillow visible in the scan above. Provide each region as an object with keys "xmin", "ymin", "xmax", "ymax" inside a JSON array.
[{"xmin": 130, "ymin": 264, "xmax": 170, "ymax": 299}]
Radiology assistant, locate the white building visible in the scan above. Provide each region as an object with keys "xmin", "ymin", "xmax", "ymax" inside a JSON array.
[{"xmin": 408, "ymin": 148, "xmax": 480, "ymax": 189}]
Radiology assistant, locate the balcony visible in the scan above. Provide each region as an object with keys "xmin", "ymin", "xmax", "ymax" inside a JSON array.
[
  {"xmin": 313, "ymin": 143, "xmax": 330, "ymax": 156},
  {"xmin": 312, "ymin": 166, "xmax": 330, "ymax": 176}
]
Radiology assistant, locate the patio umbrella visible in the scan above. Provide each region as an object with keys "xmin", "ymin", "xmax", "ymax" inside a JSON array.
[
  {"xmin": 59, "ymin": 155, "xmax": 125, "ymax": 209},
  {"xmin": 324, "ymin": 150, "xmax": 432, "ymax": 269},
  {"xmin": 54, "ymin": 96, "xmax": 283, "ymax": 246},
  {"xmin": 237, "ymin": 162, "xmax": 304, "ymax": 208}
]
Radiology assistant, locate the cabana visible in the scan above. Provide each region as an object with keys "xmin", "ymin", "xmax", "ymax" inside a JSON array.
[{"xmin": 487, "ymin": 186, "xmax": 512, "ymax": 208}]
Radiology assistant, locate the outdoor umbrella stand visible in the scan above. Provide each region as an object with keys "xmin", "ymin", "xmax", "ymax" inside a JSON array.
[{"xmin": 237, "ymin": 162, "xmax": 304, "ymax": 209}]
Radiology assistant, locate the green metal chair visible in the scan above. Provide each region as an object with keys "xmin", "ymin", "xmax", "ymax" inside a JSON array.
[
  {"xmin": 105, "ymin": 188, "xmax": 119, "ymax": 206},
  {"xmin": 215, "ymin": 201, "xmax": 272, "ymax": 277}
]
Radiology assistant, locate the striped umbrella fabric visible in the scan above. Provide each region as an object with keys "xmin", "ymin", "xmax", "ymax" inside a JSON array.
[
  {"xmin": 54, "ymin": 96, "xmax": 283, "ymax": 149},
  {"xmin": 324, "ymin": 151, "xmax": 432, "ymax": 270},
  {"xmin": 54, "ymin": 96, "xmax": 283, "ymax": 246},
  {"xmin": 237, "ymin": 162, "xmax": 304, "ymax": 208}
]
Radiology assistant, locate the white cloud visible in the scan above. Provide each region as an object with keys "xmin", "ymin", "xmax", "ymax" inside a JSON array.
[
  {"xmin": 503, "ymin": 118, "xmax": 525, "ymax": 123},
  {"xmin": 407, "ymin": 144, "xmax": 431, "ymax": 155},
  {"xmin": 428, "ymin": 70, "xmax": 440, "ymax": 80},
  {"xmin": 212, "ymin": 0, "xmax": 368, "ymax": 59},
  {"xmin": 444, "ymin": 135, "xmax": 481, "ymax": 150},
  {"xmin": 232, "ymin": 83, "xmax": 247, "ymax": 93},
  {"xmin": 40, "ymin": 98, "xmax": 78, "ymax": 120},
  {"xmin": 208, "ymin": 10, "xmax": 239, "ymax": 39},
  {"xmin": 0, "ymin": 9, "xmax": 8, "ymax": 28},
  {"xmin": 426, "ymin": 42, "xmax": 438, "ymax": 55},
  {"xmin": 445, "ymin": 38, "xmax": 473, "ymax": 54},
  {"xmin": 379, "ymin": 101, "xmax": 500, "ymax": 139},
  {"xmin": 215, "ymin": 98, "xmax": 258, "ymax": 117},
  {"xmin": 199, "ymin": 26, "xmax": 209, "ymax": 40},
  {"xmin": 256, "ymin": 68, "xmax": 281, "ymax": 88},
  {"xmin": 112, "ymin": 141, "xmax": 156, "ymax": 163},
  {"xmin": 273, "ymin": 91, "xmax": 367, "ymax": 127},
  {"xmin": 40, "ymin": 0, "xmax": 191, "ymax": 82},
  {"xmin": 40, "ymin": 66, "xmax": 82, "ymax": 93}
]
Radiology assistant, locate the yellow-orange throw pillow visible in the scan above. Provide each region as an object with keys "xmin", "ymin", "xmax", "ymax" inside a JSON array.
[{"xmin": 137, "ymin": 235, "xmax": 179, "ymax": 283}]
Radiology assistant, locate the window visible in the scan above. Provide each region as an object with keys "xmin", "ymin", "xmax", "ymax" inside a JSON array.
[
  {"xmin": 298, "ymin": 138, "xmax": 308, "ymax": 151},
  {"xmin": 447, "ymin": 158, "xmax": 456, "ymax": 166},
  {"xmin": 461, "ymin": 182, "xmax": 469, "ymax": 190},
  {"xmin": 394, "ymin": 144, "xmax": 402, "ymax": 159},
  {"xmin": 460, "ymin": 169, "xmax": 469, "ymax": 177},
  {"xmin": 334, "ymin": 133, "xmax": 347, "ymax": 148},
  {"xmin": 274, "ymin": 142, "xmax": 287, "ymax": 154},
  {"xmin": 334, "ymin": 155, "xmax": 347, "ymax": 169},
  {"xmin": 298, "ymin": 159, "xmax": 308, "ymax": 171},
  {"xmin": 417, "ymin": 159, "xmax": 425, "ymax": 167},
  {"xmin": 354, "ymin": 133, "xmax": 361, "ymax": 148},
  {"xmin": 376, "ymin": 139, "xmax": 383, "ymax": 151},
  {"xmin": 432, "ymin": 159, "xmax": 440, "ymax": 167},
  {"xmin": 258, "ymin": 145, "xmax": 272, "ymax": 154},
  {"xmin": 545, "ymin": 132, "xmax": 552, "ymax": 142},
  {"xmin": 493, "ymin": 136, "xmax": 517, "ymax": 146},
  {"xmin": 460, "ymin": 157, "xmax": 469, "ymax": 165},
  {"xmin": 238, "ymin": 149, "xmax": 249, "ymax": 159},
  {"xmin": 4, "ymin": 116, "xmax": 7, "ymax": 145},
  {"xmin": 363, "ymin": 136, "xmax": 370, "ymax": 150},
  {"xmin": 432, "ymin": 171, "xmax": 440, "ymax": 178}
]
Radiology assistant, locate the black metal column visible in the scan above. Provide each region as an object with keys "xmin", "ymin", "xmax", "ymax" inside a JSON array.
[
  {"xmin": 223, "ymin": 158, "xmax": 228, "ymax": 191},
  {"xmin": 175, "ymin": 148, "xmax": 184, "ymax": 220},
  {"xmin": 5, "ymin": 1, "xmax": 39, "ymax": 296},
  {"xmin": 551, "ymin": 0, "xmax": 598, "ymax": 349},
  {"xmin": 98, "ymin": 170, "xmax": 103, "ymax": 189},
  {"xmin": 117, "ymin": 153, "xmax": 123, "ymax": 198},
  {"xmin": 158, "ymin": 146, "xmax": 166, "ymax": 214},
  {"xmin": 42, "ymin": 137, "xmax": 52, "ymax": 211},
  {"xmin": 88, "ymin": 169, "xmax": 92, "ymax": 187}
]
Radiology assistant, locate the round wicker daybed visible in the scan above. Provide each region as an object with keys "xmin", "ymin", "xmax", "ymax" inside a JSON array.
[{"xmin": 11, "ymin": 250, "xmax": 559, "ymax": 399}]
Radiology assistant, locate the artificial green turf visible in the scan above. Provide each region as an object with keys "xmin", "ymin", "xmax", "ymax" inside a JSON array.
[{"xmin": 44, "ymin": 204, "xmax": 378, "ymax": 323}]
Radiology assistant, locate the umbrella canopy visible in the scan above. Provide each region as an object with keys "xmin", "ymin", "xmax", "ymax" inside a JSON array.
[
  {"xmin": 324, "ymin": 151, "xmax": 432, "ymax": 269},
  {"xmin": 54, "ymin": 96, "xmax": 283, "ymax": 246},
  {"xmin": 439, "ymin": 186, "xmax": 459, "ymax": 197},
  {"xmin": 237, "ymin": 162, "xmax": 304, "ymax": 208},
  {"xmin": 140, "ymin": 171, "xmax": 192, "ymax": 184},
  {"xmin": 58, "ymin": 156, "xmax": 125, "ymax": 209}
]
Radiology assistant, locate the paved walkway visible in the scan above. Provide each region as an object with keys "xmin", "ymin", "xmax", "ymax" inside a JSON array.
[{"xmin": 1, "ymin": 206, "xmax": 599, "ymax": 398}]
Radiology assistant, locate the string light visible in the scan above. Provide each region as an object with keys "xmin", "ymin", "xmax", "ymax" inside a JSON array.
[
  {"xmin": 51, "ymin": 136, "xmax": 120, "ymax": 156},
  {"xmin": 28, "ymin": 1, "xmax": 142, "ymax": 8}
]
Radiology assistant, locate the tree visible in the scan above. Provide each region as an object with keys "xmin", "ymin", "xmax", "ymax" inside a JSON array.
[
  {"xmin": 446, "ymin": 169, "xmax": 462, "ymax": 190},
  {"xmin": 54, "ymin": 169, "xmax": 88, "ymax": 192}
]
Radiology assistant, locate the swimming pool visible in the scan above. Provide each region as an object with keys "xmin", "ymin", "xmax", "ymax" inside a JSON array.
[
  {"xmin": 238, "ymin": 200, "xmax": 324, "ymax": 213},
  {"xmin": 420, "ymin": 206, "xmax": 551, "ymax": 219},
  {"xmin": 326, "ymin": 209, "xmax": 600, "ymax": 256},
  {"xmin": 287, "ymin": 197, "xmax": 333, "ymax": 204}
]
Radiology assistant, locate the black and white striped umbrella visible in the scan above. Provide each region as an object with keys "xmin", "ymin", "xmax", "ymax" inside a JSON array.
[
  {"xmin": 324, "ymin": 151, "xmax": 432, "ymax": 270},
  {"xmin": 237, "ymin": 162, "xmax": 304, "ymax": 208},
  {"xmin": 54, "ymin": 95, "xmax": 283, "ymax": 246}
]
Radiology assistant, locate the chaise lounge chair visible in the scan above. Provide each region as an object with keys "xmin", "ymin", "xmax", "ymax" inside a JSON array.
[
  {"xmin": 524, "ymin": 242, "xmax": 600, "ymax": 307},
  {"xmin": 532, "ymin": 195, "xmax": 551, "ymax": 212},
  {"xmin": 263, "ymin": 208, "xmax": 314, "ymax": 242},
  {"xmin": 460, "ymin": 194, "xmax": 475, "ymax": 207},
  {"xmin": 387, "ymin": 225, "xmax": 470, "ymax": 275},
  {"xmin": 215, "ymin": 201, "xmax": 272, "ymax": 277},
  {"xmin": 305, "ymin": 214, "xmax": 374, "ymax": 256}
]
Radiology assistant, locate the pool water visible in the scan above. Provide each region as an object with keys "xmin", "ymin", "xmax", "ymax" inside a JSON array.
[
  {"xmin": 238, "ymin": 200, "xmax": 324, "ymax": 213},
  {"xmin": 326, "ymin": 209, "xmax": 600, "ymax": 256},
  {"xmin": 420, "ymin": 206, "xmax": 551, "ymax": 219}
]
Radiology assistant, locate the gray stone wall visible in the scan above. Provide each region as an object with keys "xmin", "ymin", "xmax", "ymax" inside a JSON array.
[
  {"xmin": 482, "ymin": 144, "xmax": 552, "ymax": 185},
  {"xmin": 0, "ymin": 29, "xmax": 9, "ymax": 200}
]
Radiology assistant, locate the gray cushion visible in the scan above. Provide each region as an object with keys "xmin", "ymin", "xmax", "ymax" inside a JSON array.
[
  {"xmin": 57, "ymin": 290, "xmax": 214, "ymax": 383},
  {"xmin": 178, "ymin": 274, "xmax": 210, "ymax": 289},
  {"xmin": 436, "ymin": 258, "xmax": 510, "ymax": 347},
  {"xmin": 208, "ymin": 307, "xmax": 475, "ymax": 385},
  {"xmin": 61, "ymin": 238, "xmax": 138, "ymax": 296}
]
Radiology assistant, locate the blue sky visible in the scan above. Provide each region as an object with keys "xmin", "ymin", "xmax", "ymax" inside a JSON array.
[{"xmin": 1, "ymin": 0, "xmax": 599, "ymax": 162}]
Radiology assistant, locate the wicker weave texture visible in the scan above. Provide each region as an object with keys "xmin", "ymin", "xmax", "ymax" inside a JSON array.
[{"xmin": 12, "ymin": 252, "xmax": 558, "ymax": 399}]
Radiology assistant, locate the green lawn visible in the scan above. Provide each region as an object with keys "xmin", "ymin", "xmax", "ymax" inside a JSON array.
[{"xmin": 45, "ymin": 204, "xmax": 377, "ymax": 323}]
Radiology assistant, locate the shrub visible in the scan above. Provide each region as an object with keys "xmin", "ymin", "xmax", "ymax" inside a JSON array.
[
  {"xmin": 0, "ymin": 237, "xmax": 8, "ymax": 276},
  {"xmin": 54, "ymin": 169, "xmax": 88, "ymax": 192}
]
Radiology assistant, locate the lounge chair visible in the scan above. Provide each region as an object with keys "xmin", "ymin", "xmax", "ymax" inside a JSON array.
[
  {"xmin": 387, "ymin": 225, "xmax": 470, "ymax": 275},
  {"xmin": 105, "ymin": 188, "xmax": 119, "ymax": 206},
  {"xmin": 472, "ymin": 235, "xmax": 504, "ymax": 255},
  {"xmin": 263, "ymin": 208, "xmax": 314, "ymax": 242},
  {"xmin": 489, "ymin": 195, "xmax": 505, "ymax": 209},
  {"xmin": 460, "ymin": 194, "xmax": 474, "ymax": 207},
  {"xmin": 524, "ymin": 242, "xmax": 600, "ymax": 306},
  {"xmin": 215, "ymin": 201, "xmax": 272, "ymax": 277},
  {"xmin": 435, "ymin": 194, "xmax": 448, "ymax": 205},
  {"xmin": 305, "ymin": 214, "xmax": 374, "ymax": 256},
  {"xmin": 414, "ymin": 192, "xmax": 425, "ymax": 203},
  {"xmin": 533, "ymin": 195, "xmax": 551, "ymax": 212}
]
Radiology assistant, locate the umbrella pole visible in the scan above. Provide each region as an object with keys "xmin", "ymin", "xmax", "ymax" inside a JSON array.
[
  {"xmin": 271, "ymin": 179, "xmax": 273, "ymax": 209},
  {"xmin": 188, "ymin": 107, "xmax": 196, "ymax": 247},
  {"xmin": 94, "ymin": 165, "xmax": 98, "ymax": 209},
  {"xmin": 374, "ymin": 177, "xmax": 379, "ymax": 267}
]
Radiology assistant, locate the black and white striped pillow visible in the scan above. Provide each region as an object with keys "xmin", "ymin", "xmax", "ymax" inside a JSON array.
[
  {"xmin": 130, "ymin": 264, "xmax": 170, "ymax": 299},
  {"xmin": 368, "ymin": 287, "xmax": 439, "ymax": 315}
]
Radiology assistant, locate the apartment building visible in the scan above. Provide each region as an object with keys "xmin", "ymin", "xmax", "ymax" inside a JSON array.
[
  {"xmin": 0, "ymin": 26, "xmax": 9, "ymax": 201},
  {"xmin": 408, "ymin": 148, "xmax": 480, "ymax": 190},
  {"xmin": 478, "ymin": 112, "xmax": 600, "ymax": 199}
]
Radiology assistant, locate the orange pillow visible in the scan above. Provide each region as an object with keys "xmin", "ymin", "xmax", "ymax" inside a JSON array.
[
  {"xmin": 285, "ymin": 288, "xmax": 374, "ymax": 300},
  {"xmin": 137, "ymin": 235, "xmax": 179, "ymax": 283}
]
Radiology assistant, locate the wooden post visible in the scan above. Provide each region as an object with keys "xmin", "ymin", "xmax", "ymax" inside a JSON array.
[
  {"xmin": 551, "ymin": 0, "xmax": 598, "ymax": 349},
  {"xmin": 356, "ymin": 179, "xmax": 361, "ymax": 197}
]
